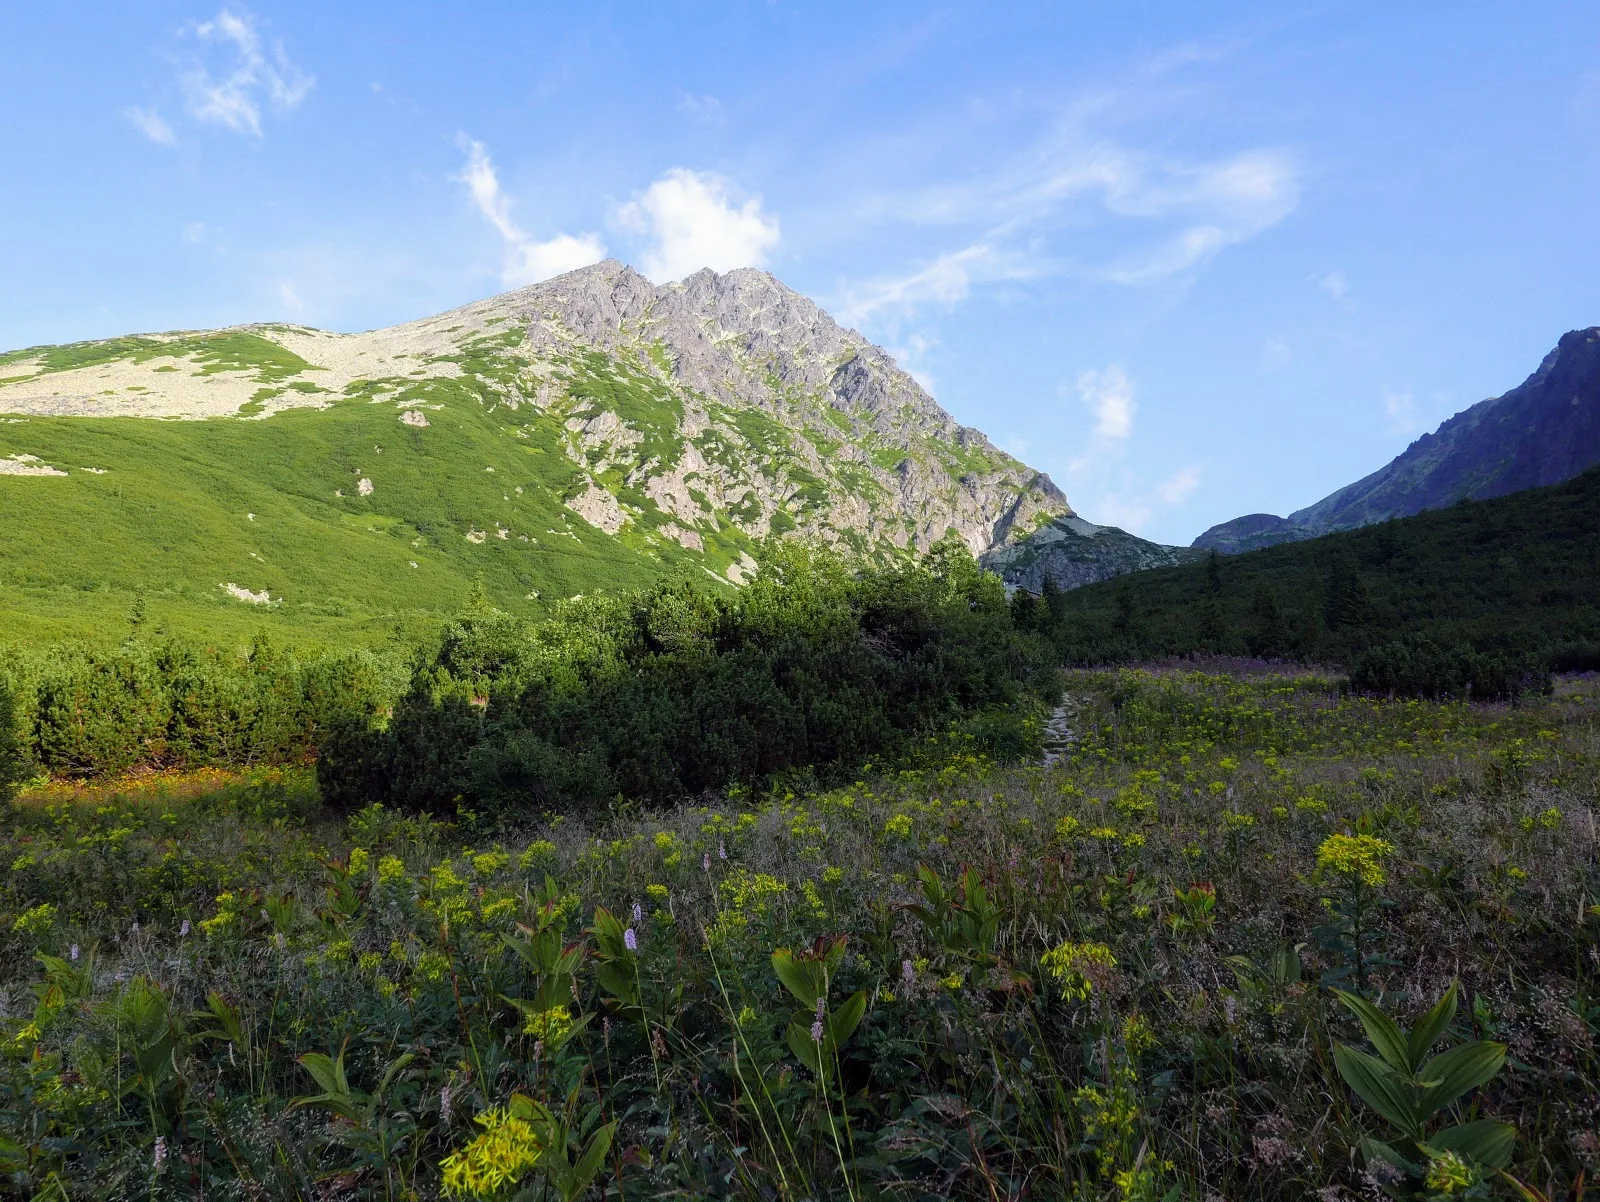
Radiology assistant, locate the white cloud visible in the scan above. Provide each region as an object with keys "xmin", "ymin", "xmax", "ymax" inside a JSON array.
[
  {"xmin": 1156, "ymin": 465, "xmax": 1202, "ymax": 505},
  {"xmin": 182, "ymin": 222, "xmax": 207, "ymax": 244},
  {"xmin": 1311, "ymin": 269, "xmax": 1349, "ymax": 299},
  {"xmin": 458, "ymin": 137, "xmax": 606, "ymax": 287},
  {"xmin": 1077, "ymin": 365, "xmax": 1135, "ymax": 440},
  {"xmin": 1383, "ymin": 390, "xmax": 1418, "ymax": 434},
  {"xmin": 837, "ymin": 242, "xmax": 1033, "ymax": 325},
  {"xmin": 1099, "ymin": 151, "xmax": 1300, "ymax": 284},
  {"xmin": 837, "ymin": 51, "xmax": 1302, "ymax": 322},
  {"xmin": 184, "ymin": 9, "xmax": 313, "ymax": 137},
  {"xmin": 126, "ymin": 106, "xmax": 175, "ymax": 145},
  {"xmin": 614, "ymin": 169, "xmax": 780, "ymax": 283}
]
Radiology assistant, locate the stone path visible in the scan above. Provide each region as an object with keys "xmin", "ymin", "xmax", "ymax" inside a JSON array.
[{"xmin": 1041, "ymin": 696, "xmax": 1079, "ymax": 768}]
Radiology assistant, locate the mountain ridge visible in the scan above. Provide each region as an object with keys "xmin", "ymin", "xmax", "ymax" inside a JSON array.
[
  {"xmin": 1193, "ymin": 326, "xmax": 1600, "ymax": 553},
  {"xmin": 0, "ymin": 261, "xmax": 1069, "ymax": 642}
]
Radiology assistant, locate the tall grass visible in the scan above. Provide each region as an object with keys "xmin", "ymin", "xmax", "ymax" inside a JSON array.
[{"xmin": 2, "ymin": 668, "xmax": 1596, "ymax": 1199}]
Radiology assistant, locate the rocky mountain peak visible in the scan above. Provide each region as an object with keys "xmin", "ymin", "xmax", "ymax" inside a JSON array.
[{"xmin": 2, "ymin": 260, "xmax": 1070, "ymax": 577}]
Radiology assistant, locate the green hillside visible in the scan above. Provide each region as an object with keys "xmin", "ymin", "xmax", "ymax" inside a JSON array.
[
  {"xmin": 0, "ymin": 378, "xmax": 714, "ymax": 649},
  {"xmin": 1035, "ymin": 465, "xmax": 1600, "ymax": 675}
]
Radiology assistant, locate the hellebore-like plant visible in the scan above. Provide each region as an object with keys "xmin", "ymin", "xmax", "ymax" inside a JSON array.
[{"xmin": 1331, "ymin": 981, "xmax": 1516, "ymax": 1194}]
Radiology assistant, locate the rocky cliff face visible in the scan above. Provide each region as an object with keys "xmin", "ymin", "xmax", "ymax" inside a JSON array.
[
  {"xmin": 0, "ymin": 261, "xmax": 1069, "ymax": 579},
  {"xmin": 463, "ymin": 261, "xmax": 1070, "ymax": 556},
  {"xmin": 981, "ymin": 515, "xmax": 1203, "ymax": 593},
  {"xmin": 1194, "ymin": 327, "xmax": 1600, "ymax": 553}
]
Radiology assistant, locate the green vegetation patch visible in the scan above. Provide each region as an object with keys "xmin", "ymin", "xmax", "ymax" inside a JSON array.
[{"xmin": 2, "ymin": 331, "xmax": 318, "ymax": 385}]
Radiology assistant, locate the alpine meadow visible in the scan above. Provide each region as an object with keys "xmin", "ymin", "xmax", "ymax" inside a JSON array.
[{"xmin": 3, "ymin": 7, "xmax": 1600, "ymax": 1202}]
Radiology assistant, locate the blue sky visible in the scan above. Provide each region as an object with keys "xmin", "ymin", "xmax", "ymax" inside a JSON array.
[{"xmin": 3, "ymin": 3, "xmax": 1598, "ymax": 544}]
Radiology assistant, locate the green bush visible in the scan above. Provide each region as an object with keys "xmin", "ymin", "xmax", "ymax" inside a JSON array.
[
  {"xmin": 326, "ymin": 537, "xmax": 1059, "ymax": 815},
  {"xmin": 0, "ymin": 671, "xmax": 24, "ymax": 801},
  {"xmin": 5, "ymin": 637, "xmax": 407, "ymax": 780}
]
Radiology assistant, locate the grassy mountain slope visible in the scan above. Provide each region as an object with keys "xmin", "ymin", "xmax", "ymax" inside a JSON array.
[
  {"xmin": 1048, "ymin": 465, "xmax": 1600, "ymax": 667},
  {"xmin": 0, "ymin": 263, "xmax": 1068, "ymax": 646}
]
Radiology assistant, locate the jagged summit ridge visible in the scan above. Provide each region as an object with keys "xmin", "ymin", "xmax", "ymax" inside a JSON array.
[
  {"xmin": 455, "ymin": 260, "xmax": 1009, "ymax": 450},
  {"xmin": 0, "ymin": 262, "xmax": 1069, "ymax": 586}
]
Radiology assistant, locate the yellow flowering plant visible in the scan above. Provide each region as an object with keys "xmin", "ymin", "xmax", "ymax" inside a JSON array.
[
  {"xmin": 1315, "ymin": 830, "xmax": 1397, "ymax": 992},
  {"xmin": 1039, "ymin": 939, "xmax": 1117, "ymax": 1002}
]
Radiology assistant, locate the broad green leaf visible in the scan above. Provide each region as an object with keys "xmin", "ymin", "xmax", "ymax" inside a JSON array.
[
  {"xmin": 1427, "ymin": 1119, "xmax": 1517, "ymax": 1169},
  {"xmin": 594, "ymin": 961, "xmax": 638, "ymax": 1004},
  {"xmin": 296, "ymin": 1051, "xmax": 349, "ymax": 1098},
  {"xmin": 771, "ymin": 948, "xmax": 822, "ymax": 1009},
  {"xmin": 571, "ymin": 1120, "xmax": 617, "ymax": 1198},
  {"xmin": 1417, "ymin": 1040, "xmax": 1505, "ymax": 1118},
  {"xmin": 828, "ymin": 990, "xmax": 868, "ymax": 1049},
  {"xmin": 589, "ymin": 907, "xmax": 631, "ymax": 962},
  {"xmin": 1362, "ymin": 1135, "xmax": 1422, "ymax": 1177},
  {"xmin": 1222, "ymin": 954, "xmax": 1261, "ymax": 985},
  {"xmin": 375, "ymin": 1051, "xmax": 415, "ymax": 1101},
  {"xmin": 1270, "ymin": 942, "xmax": 1302, "ymax": 986},
  {"xmin": 1333, "ymin": 1043, "xmax": 1421, "ymax": 1136},
  {"xmin": 0, "ymin": 1134, "xmax": 25, "ymax": 1173},
  {"xmin": 785, "ymin": 1018, "xmax": 823, "ymax": 1074},
  {"xmin": 1407, "ymin": 981, "xmax": 1459, "ymax": 1069},
  {"xmin": 1335, "ymin": 990, "xmax": 1413, "ymax": 1074}
]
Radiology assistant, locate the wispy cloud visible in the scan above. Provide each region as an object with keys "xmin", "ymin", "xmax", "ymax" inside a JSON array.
[
  {"xmin": 184, "ymin": 9, "xmax": 313, "ymax": 137},
  {"xmin": 676, "ymin": 91, "xmax": 724, "ymax": 124},
  {"xmin": 1383, "ymin": 389, "xmax": 1418, "ymax": 435},
  {"xmin": 1310, "ymin": 269, "xmax": 1349, "ymax": 299},
  {"xmin": 885, "ymin": 333, "xmax": 938, "ymax": 393},
  {"xmin": 125, "ymin": 106, "xmax": 176, "ymax": 145},
  {"xmin": 837, "ymin": 242, "xmax": 1032, "ymax": 325},
  {"xmin": 1077, "ymin": 365, "xmax": 1135, "ymax": 441},
  {"xmin": 835, "ymin": 47, "xmax": 1300, "ymax": 323},
  {"xmin": 458, "ymin": 137, "xmax": 606, "ymax": 287},
  {"xmin": 1157, "ymin": 464, "xmax": 1202, "ymax": 505},
  {"xmin": 1077, "ymin": 464, "xmax": 1204, "ymax": 538},
  {"xmin": 614, "ymin": 169, "xmax": 780, "ymax": 283}
]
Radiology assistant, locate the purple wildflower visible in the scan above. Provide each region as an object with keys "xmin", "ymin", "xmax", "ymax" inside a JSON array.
[
  {"xmin": 69, "ymin": 944, "xmax": 79, "ymax": 961},
  {"xmin": 718, "ymin": 841, "xmax": 727, "ymax": 860},
  {"xmin": 901, "ymin": 959, "xmax": 915, "ymax": 987},
  {"xmin": 811, "ymin": 1018, "xmax": 825, "ymax": 1042},
  {"xmin": 153, "ymin": 1136, "xmax": 167, "ymax": 1171},
  {"xmin": 179, "ymin": 918, "xmax": 191, "ymax": 937},
  {"xmin": 624, "ymin": 927, "xmax": 638, "ymax": 952},
  {"xmin": 632, "ymin": 901, "xmax": 643, "ymax": 924},
  {"xmin": 440, "ymin": 1084, "xmax": 452, "ymax": 1124},
  {"xmin": 702, "ymin": 852, "xmax": 711, "ymax": 872}
]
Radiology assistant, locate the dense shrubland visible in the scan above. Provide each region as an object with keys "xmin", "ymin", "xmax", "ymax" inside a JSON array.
[
  {"xmin": 1, "ymin": 538, "xmax": 1053, "ymax": 811},
  {"xmin": 0, "ymin": 635, "xmax": 405, "ymax": 782},
  {"xmin": 1, "ymin": 668, "xmax": 1596, "ymax": 1199},
  {"xmin": 319, "ymin": 537, "xmax": 1057, "ymax": 816}
]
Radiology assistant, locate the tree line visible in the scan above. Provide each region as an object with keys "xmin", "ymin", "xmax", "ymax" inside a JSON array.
[{"xmin": 1012, "ymin": 466, "xmax": 1600, "ymax": 698}]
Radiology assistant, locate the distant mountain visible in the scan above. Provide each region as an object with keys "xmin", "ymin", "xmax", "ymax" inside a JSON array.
[
  {"xmin": 1194, "ymin": 327, "xmax": 1600, "ymax": 553},
  {"xmin": 981, "ymin": 515, "xmax": 1203, "ymax": 593},
  {"xmin": 0, "ymin": 261, "xmax": 1068, "ymax": 642}
]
